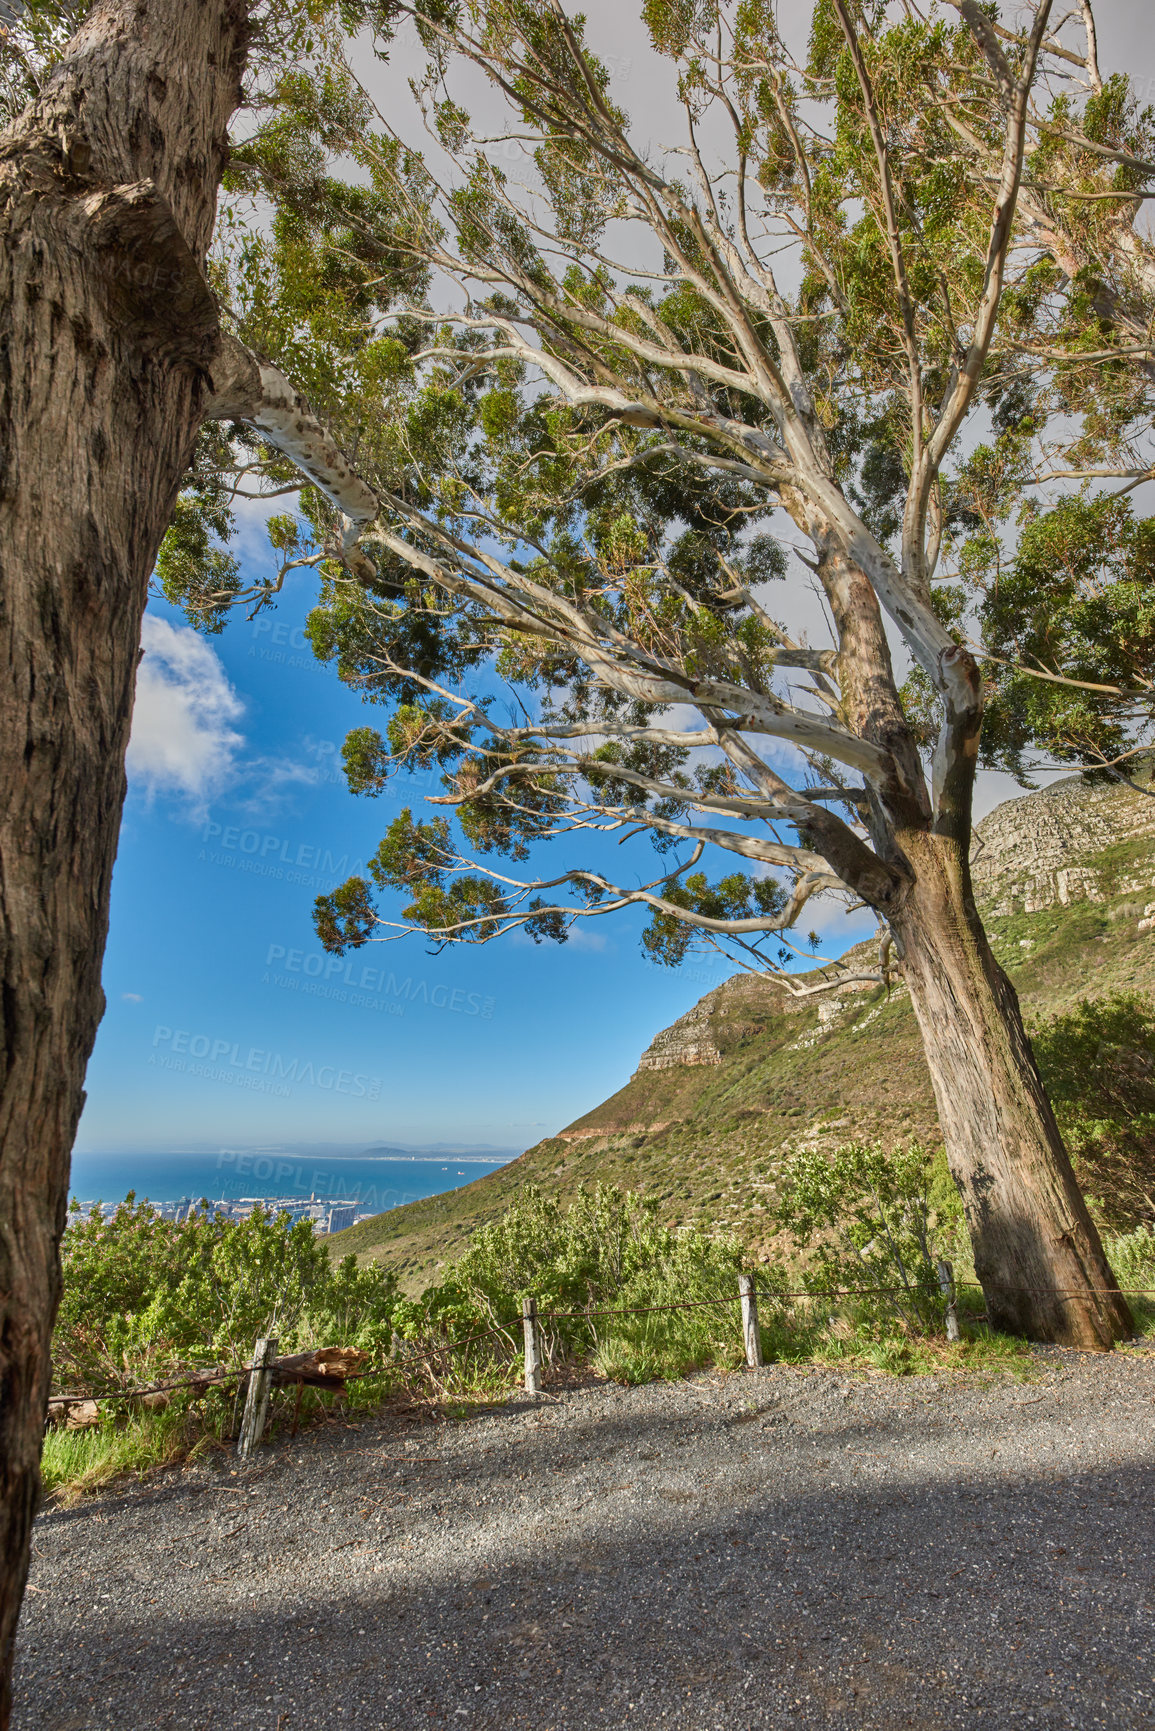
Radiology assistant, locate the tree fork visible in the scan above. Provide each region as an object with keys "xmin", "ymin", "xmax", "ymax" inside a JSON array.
[{"xmin": 0, "ymin": 1, "xmax": 250, "ymax": 1717}]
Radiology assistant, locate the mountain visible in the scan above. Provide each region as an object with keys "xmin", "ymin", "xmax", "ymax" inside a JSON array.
[
  {"xmin": 331, "ymin": 768, "xmax": 1155, "ymax": 1288},
  {"xmin": 358, "ymin": 1143, "xmax": 522, "ymax": 1161}
]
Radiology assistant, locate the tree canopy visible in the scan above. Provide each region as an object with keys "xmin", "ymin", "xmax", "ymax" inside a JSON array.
[{"xmin": 160, "ymin": 0, "xmax": 1154, "ymax": 987}]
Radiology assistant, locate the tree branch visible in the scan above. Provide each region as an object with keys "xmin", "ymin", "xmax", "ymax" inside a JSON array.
[{"xmin": 205, "ymin": 333, "xmax": 378, "ymax": 555}]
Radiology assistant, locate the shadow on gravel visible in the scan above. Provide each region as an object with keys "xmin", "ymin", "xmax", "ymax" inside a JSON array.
[{"xmin": 13, "ymin": 1397, "xmax": 1155, "ymax": 1731}]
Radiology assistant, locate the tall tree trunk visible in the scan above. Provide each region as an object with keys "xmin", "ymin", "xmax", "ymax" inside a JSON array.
[
  {"xmin": 808, "ymin": 524, "xmax": 1128, "ymax": 1346},
  {"xmin": 891, "ymin": 829, "xmax": 1132, "ymax": 1349},
  {"xmin": 0, "ymin": 2, "xmax": 248, "ymax": 1718}
]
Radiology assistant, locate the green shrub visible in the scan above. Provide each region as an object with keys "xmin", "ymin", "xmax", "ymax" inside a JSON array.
[
  {"xmin": 774, "ymin": 1140, "xmax": 961, "ymax": 1334},
  {"xmin": 55, "ymin": 1195, "xmax": 400, "ymax": 1393},
  {"xmin": 393, "ymin": 1183, "xmax": 747, "ymax": 1385},
  {"xmin": 1030, "ymin": 993, "xmax": 1155, "ymax": 1227},
  {"xmin": 51, "ymin": 1137, "xmax": 1053, "ymax": 1505},
  {"xmin": 1103, "ymin": 1222, "xmax": 1155, "ymax": 1289},
  {"xmin": 1102, "ymin": 1222, "xmax": 1155, "ymax": 1336},
  {"xmin": 44, "ymin": 1198, "xmax": 403, "ymax": 1499}
]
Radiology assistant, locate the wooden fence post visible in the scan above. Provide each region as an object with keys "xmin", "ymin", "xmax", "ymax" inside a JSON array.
[
  {"xmin": 739, "ymin": 1273, "xmax": 763, "ymax": 1368},
  {"xmin": 936, "ymin": 1260, "xmax": 960, "ymax": 1342},
  {"xmin": 238, "ymin": 1335, "xmax": 278, "ymax": 1458},
  {"xmin": 522, "ymin": 1298, "xmax": 542, "ymax": 1396}
]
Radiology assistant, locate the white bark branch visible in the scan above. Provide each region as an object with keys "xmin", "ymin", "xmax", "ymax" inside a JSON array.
[
  {"xmin": 205, "ymin": 334, "xmax": 378, "ymax": 548},
  {"xmin": 362, "ymin": 518, "xmax": 891, "ymax": 780},
  {"xmin": 912, "ymin": 1, "xmax": 1054, "ymax": 578}
]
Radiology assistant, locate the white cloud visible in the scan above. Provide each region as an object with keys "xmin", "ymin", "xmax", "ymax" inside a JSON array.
[
  {"xmin": 798, "ymin": 892, "xmax": 877, "ymax": 949},
  {"xmin": 563, "ymin": 923, "xmax": 609, "ymax": 952},
  {"xmin": 127, "ymin": 617, "xmax": 244, "ymax": 813},
  {"xmin": 509, "ymin": 916, "xmax": 611, "ymax": 952},
  {"xmin": 121, "ymin": 992, "xmax": 143, "ymax": 1003},
  {"xmin": 230, "ymin": 754, "xmax": 320, "ymax": 818}
]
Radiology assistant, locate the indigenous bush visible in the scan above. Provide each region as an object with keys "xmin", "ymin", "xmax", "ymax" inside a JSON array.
[
  {"xmin": 394, "ymin": 1183, "xmax": 748, "ymax": 1385},
  {"xmin": 1104, "ymin": 1223, "xmax": 1155, "ymax": 1291},
  {"xmin": 774, "ymin": 1141, "xmax": 962, "ymax": 1335},
  {"xmin": 47, "ymin": 1157, "xmax": 1055, "ymax": 1500},
  {"xmin": 1030, "ymin": 994, "xmax": 1155, "ymax": 1228},
  {"xmin": 55, "ymin": 1194, "xmax": 399, "ymax": 1393},
  {"xmin": 1098, "ymin": 1221, "xmax": 1155, "ymax": 1339}
]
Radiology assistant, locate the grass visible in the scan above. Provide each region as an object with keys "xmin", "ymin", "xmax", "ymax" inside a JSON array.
[
  {"xmin": 810, "ymin": 1327, "xmax": 1035, "ymax": 1379},
  {"xmin": 1103, "ymin": 1223, "xmax": 1155, "ymax": 1291},
  {"xmin": 590, "ymin": 1308, "xmax": 746, "ymax": 1384},
  {"xmin": 41, "ymin": 1407, "xmax": 224, "ymax": 1503},
  {"xmin": 1102, "ymin": 1225, "xmax": 1155, "ymax": 1341},
  {"xmin": 39, "ymin": 1372, "xmax": 411, "ymax": 1504}
]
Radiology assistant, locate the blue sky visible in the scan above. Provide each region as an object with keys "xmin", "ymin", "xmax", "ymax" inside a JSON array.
[
  {"xmin": 75, "ymin": 0, "xmax": 1155, "ymax": 1163},
  {"xmin": 77, "ymin": 554, "xmax": 882, "ymax": 1157}
]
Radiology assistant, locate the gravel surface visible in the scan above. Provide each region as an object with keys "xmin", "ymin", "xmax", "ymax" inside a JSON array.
[{"xmin": 13, "ymin": 1352, "xmax": 1155, "ymax": 1730}]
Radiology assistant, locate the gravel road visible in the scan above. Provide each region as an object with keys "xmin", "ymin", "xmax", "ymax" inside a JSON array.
[{"xmin": 13, "ymin": 1351, "xmax": 1155, "ymax": 1730}]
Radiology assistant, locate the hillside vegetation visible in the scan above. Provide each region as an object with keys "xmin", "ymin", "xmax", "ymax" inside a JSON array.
[{"xmin": 333, "ymin": 771, "xmax": 1155, "ymax": 1291}]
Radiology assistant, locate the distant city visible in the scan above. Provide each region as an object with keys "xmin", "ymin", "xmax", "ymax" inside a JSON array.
[
  {"xmin": 68, "ymin": 1194, "xmax": 372, "ymax": 1235},
  {"xmin": 65, "ymin": 1149, "xmax": 512, "ymax": 1225}
]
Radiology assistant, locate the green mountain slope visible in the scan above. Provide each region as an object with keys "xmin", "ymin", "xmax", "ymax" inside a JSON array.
[{"xmin": 332, "ymin": 770, "xmax": 1155, "ymax": 1289}]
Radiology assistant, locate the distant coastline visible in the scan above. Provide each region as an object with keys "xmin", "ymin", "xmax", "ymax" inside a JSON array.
[{"xmin": 69, "ymin": 1148, "xmax": 516, "ymax": 1216}]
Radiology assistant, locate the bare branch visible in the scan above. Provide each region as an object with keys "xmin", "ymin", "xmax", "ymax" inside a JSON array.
[
  {"xmin": 917, "ymin": 2, "xmax": 1055, "ymax": 564},
  {"xmin": 831, "ymin": 0, "xmax": 924, "ymax": 464}
]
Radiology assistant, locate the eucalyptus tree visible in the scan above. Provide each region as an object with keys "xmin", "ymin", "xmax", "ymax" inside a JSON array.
[
  {"xmin": 175, "ymin": 0, "xmax": 1155, "ymax": 1349},
  {"xmin": 0, "ymin": 2, "xmax": 380, "ymax": 1708}
]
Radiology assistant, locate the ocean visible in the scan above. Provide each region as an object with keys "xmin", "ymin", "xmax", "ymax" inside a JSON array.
[{"xmin": 68, "ymin": 1149, "xmax": 514, "ymax": 1216}]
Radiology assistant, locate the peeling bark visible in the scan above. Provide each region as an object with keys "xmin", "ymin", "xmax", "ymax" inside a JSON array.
[
  {"xmin": 0, "ymin": 2, "xmax": 250, "ymax": 1717},
  {"xmin": 891, "ymin": 831, "xmax": 1132, "ymax": 1347},
  {"xmin": 776, "ymin": 491, "xmax": 1128, "ymax": 1347},
  {"xmin": 206, "ymin": 332, "xmax": 379, "ymax": 546}
]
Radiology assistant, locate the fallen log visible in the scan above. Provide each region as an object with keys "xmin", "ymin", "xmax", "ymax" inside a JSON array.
[
  {"xmin": 269, "ymin": 1347, "xmax": 370, "ymax": 1390},
  {"xmin": 45, "ymin": 1399, "xmax": 102, "ymax": 1430},
  {"xmin": 45, "ymin": 1346, "xmax": 372, "ymax": 1426}
]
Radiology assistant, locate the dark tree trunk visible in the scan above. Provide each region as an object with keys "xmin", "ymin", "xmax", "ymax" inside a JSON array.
[
  {"xmin": 0, "ymin": 2, "xmax": 248, "ymax": 1717},
  {"xmin": 891, "ymin": 829, "xmax": 1133, "ymax": 1349}
]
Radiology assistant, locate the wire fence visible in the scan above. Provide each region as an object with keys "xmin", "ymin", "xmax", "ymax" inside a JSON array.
[
  {"xmin": 46, "ymin": 1273, "xmax": 1155, "ymax": 1425},
  {"xmin": 546, "ymin": 1279, "xmax": 1155, "ymax": 1320},
  {"xmin": 46, "ymin": 1324, "xmax": 511, "ymax": 1409}
]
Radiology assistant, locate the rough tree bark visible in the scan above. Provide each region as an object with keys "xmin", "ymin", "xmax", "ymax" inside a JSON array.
[
  {"xmin": 0, "ymin": 2, "xmax": 250, "ymax": 1717},
  {"xmin": 892, "ymin": 835, "xmax": 1132, "ymax": 1348},
  {"xmin": 800, "ymin": 512, "xmax": 1133, "ymax": 1348}
]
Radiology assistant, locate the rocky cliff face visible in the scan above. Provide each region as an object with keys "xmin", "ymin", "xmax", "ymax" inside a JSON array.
[
  {"xmin": 632, "ymin": 999, "xmax": 724, "ymax": 1075},
  {"xmin": 631, "ymin": 768, "xmax": 1155, "ymax": 1078},
  {"xmin": 971, "ymin": 767, "xmax": 1155, "ymax": 917},
  {"xmin": 631, "ymin": 971, "xmax": 808, "ymax": 1077}
]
